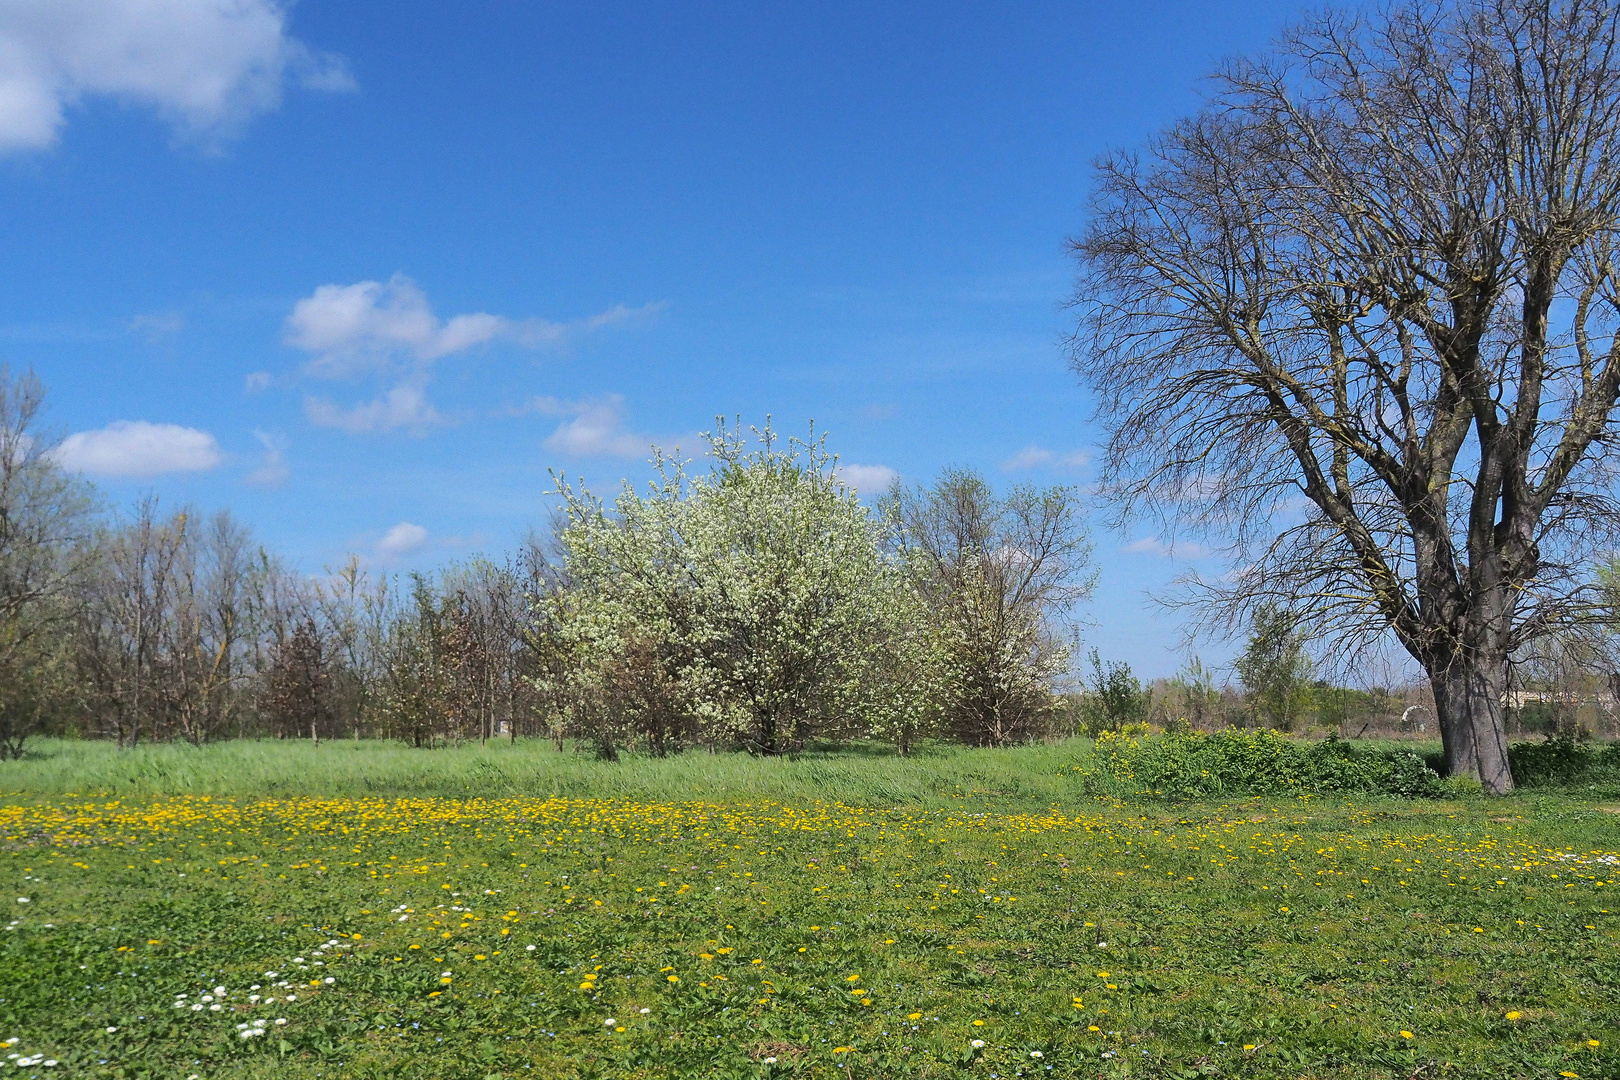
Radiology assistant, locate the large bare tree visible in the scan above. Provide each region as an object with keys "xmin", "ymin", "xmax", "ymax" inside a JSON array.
[{"xmin": 1070, "ymin": 0, "xmax": 1620, "ymax": 792}]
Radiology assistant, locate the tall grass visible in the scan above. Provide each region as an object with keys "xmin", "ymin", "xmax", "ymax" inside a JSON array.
[{"xmin": 0, "ymin": 737, "xmax": 1107, "ymax": 809}]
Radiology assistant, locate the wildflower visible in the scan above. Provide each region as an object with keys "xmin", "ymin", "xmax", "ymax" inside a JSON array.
[
  {"xmin": 1400, "ymin": 1031, "xmax": 1414, "ymax": 1039},
  {"xmin": 667, "ymin": 975, "xmax": 679, "ymax": 983},
  {"xmin": 970, "ymin": 1039, "xmax": 985, "ymax": 1049},
  {"xmin": 604, "ymin": 1018, "xmax": 616, "ymax": 1027},
  {"xmin": 105, "ymin": 1027, "xmax": 117, "ymax": 1034},
  {"xmin": 1030, "ymin": 1050, "xmax": 1044, "ymax": 1059},
  {"xmin": 639, "ymin": 1008, "xmax": 650, "ymax": 1015},
  {"xmin": 1506, "ymin": 1011, "xmax": 1521, "ymax": 1020},
  {"xmin": 908, "ymin": 1012, "xmax": 922, "ymax": 1020},
  {"xmin": 1590, "ymin": 1040, "xmax": 1601, "ymax": 1048},
  {"xmin": 763, "ymin": 1057, "xmax": 777, "ymax": 1064},
  {"xmin": 1088, "ymin": 1025, "xmax": 1100, "ymax": 1032},
  {"xmin": 973, "ymin": 1020, "xmax": 985, "ymax": 1026}
]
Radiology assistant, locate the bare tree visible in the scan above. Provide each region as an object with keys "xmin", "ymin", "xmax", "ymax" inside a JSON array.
[
  {"xmin": 890, "ymin": 468, "xmax": 1094, "ymax": 746},
  {"xmin": 75, "ymin": 500, "xmax": 187, "ymax": 747},
  {"xmin": 264, "ymin": 618, "xmax": 334, "ymax": 744},
  {"xmin": 0, "ymin": 369, "xmax": 94, "ymax": 757},
  {"xmin": 164, "ymin": 511, "xmax": 256, "ymax": 744},
  {"xmin": 1070, "ymin": 0, "xmax": 1620, "ymax": 792}
]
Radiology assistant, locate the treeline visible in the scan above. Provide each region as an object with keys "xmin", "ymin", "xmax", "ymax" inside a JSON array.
[{"xmin": 0, "ymin": 374, "xmax": 1096, "ymax": 758}]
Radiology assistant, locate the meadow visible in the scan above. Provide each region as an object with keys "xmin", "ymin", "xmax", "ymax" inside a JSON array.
[{"xmin": 0, "ymin": 738, "xmax": 1615, "ymax": 1079}]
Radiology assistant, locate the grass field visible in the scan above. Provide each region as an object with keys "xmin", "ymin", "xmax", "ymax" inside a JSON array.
[{"xmin": 1, "ymin": 739, "xmax": 1616, "ymax": 1079}]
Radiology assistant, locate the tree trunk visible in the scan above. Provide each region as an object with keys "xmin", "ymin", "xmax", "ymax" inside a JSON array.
[{"xmin": 1429, "ymin": 652, "xmax": 1514, "ymax": 794}]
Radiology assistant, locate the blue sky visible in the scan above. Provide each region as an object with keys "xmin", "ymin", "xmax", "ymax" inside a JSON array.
[{"xmin": 0, "ymin": 0, "xmax": 1308, "ymax": 679}]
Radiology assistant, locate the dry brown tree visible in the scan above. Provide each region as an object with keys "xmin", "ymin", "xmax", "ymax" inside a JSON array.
[{"xmin": 1070, "ymin": 0, "xmax": 1620, "ymax": 792}]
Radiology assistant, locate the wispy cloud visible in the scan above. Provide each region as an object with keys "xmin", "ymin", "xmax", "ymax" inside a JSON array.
[
  {"xmin": 244, "ymin": 430, "xmax": 288, "ymax": 488},
  {"xmin": 1123, "ymin": 536, "xmax": 1211, "ymax": 559},
  {"xmin": 304, "ymin": 380, "xmax": 446, "ymax": 436},
  {"xmin": 376, "ymin": 521, "xmax": 427, "ymax": 558},
  {"xmin": 837, "ymin": 463, "xmax": 899, "ymax": 494},
  {"xmin": 0, "ymin": 0, "xmax": 353, "ymax": 153},
  {"xmin": 243, "ymin": 371, "xmax": 272, "ymax": 393},
  {"xmin": 127, "ymin": 311, "xmax": 183, "ymax": 341},
  {"xmin": 53, "ymin": 420, "xmax": 223, "ymax": 477},
  {"xmin": 285, "ymin": 276, "xmax": 664, "ymax": 437},
  {"xmin": 285, "ymin": 276, "xmax": 663, "ymax": 376},
  {"xmin": 1002, "ymin": 445, "xmax": 1089, "ymax": 471},
  {"xmin": 537, "ymin": 395, "xmax": 660, "ymax": 459}
]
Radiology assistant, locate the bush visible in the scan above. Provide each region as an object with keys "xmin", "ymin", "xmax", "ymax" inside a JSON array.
[
  {"xmin": 1078, "ymin": 728, "xmax": 1445, "ymax": 799},
  {"xmin": 1508, "ymin": 733, "xmax": 1620, "ymax": 787}
]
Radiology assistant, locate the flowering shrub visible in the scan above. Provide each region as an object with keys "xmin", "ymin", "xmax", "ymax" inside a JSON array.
[{"xmin": 1080, "ymin": 729, "xmax": 1445, "ymax": 799}]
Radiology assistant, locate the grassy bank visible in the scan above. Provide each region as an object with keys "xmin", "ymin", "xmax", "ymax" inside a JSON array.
[{"xmin": 0, "ymin": 737, "xmax": 1123, "ymax": 810}]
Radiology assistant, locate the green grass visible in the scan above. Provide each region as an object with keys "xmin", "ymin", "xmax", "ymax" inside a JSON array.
[
  {"xmin": 0, "ymin": 737, "xmax": 1116, "ymax": 810},
  {"xmin": 0, "ymin": 739, "xmax": 1616, "ymax": 1079}
]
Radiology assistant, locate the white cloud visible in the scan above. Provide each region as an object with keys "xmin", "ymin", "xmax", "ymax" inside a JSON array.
[
  {"xmin": 1002, "ymin": 445, "xmax": 1089, "ymax": 471},
  {"xmin": 284, "ymin": 278, "xmax": 664, "ymax": 437},
  {"xmin": 376, "ymin": 521, "xmax": 427, "ymax": 557},
  {"xmin": 837, "ymin": 463, "xmax": 899, "ymax": 494},
  {"xmin": 304, "ymin": 381, "xmax": 445, "ymax": 435},
  {"xmin": 54, "ymin": 420, "xmax": 222, "ymax": 477},
  {"xmin": 540, "ymin": 395, "xmax": 655, "ymax": 459},
  {"xmin": 0, "ymin": 0, "xmax": 353, "ymax": 153},
  {"xmin": 285, "ymin": 276, "xmax": 664, "ymax": 376},
  {"xmin": 244, "ymin": 430, "xmax": 287, "ymax": 487},
  {"xmin": 286, "ymin": 277, "xmax": 506, "ymax": 374},
  {"xmin": 1123, "ymin": 536, "xmax": 1211, "ymax": 559},
  {"xmin": 243, "ymin": 371, "xmax": 272, "ymax": 393}
]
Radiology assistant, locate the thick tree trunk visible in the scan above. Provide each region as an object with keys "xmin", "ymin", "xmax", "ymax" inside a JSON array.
[{"xmin": 1429, "ymin": 652, "xmax": 1514, "ymax": 794}]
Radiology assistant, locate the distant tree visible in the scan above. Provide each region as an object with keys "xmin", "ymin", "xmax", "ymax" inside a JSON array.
[
  {"xmin": 265, "ymin": 618, "xmax": 334, "ymax": 744},
  {"xmin": 891, "ymin": 468, "xmax": 1093, "ymax": 747},
  {"xmin": 1070, "ymin": 0, "xmax": 1620, "ymax": 792},
  {"xmin": 1079, "ymin": 649, "xmax": 1146, "ymax": 735},
  {"xmin": 376, "ymin": 575, "xmax": 451, "ymax": 747},
  {"xmin": 1234, "ymin": 606, "xmax": 1313, "ymax": 732},
  {"xmin": 0, "ymin": 369, "xmax": 93, "ymax": 757},
  {"xmin": 1160, "ymin": 656, "xmax": 1222, "ymax": 731}
]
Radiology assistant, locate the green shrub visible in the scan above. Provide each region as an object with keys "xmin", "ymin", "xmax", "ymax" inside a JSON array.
[
  {"xmin": 1078, "ymin": 728, "xmax": 1445, "ymax": 799},
  {"xmin": 1508, "ymin": 732, "xmax": 1620, "ymax": 786}
]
